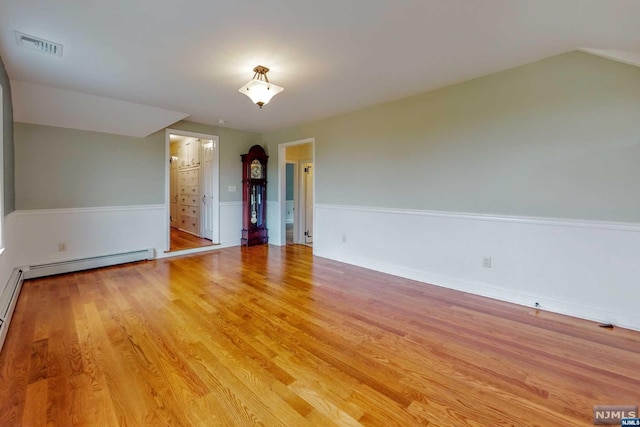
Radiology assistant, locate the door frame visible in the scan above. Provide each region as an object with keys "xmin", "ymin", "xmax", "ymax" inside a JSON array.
[
  {"xmin": 199, "ymin": 139, "xmax": 217, "ymax": 241},
  {"xmin": 169, "ymin": 149, "xmax": 179, "ymax": 229},
  {"xmin": 277, "ymin": 138, "xmax": 315, "ymax": 247},
  {"xmin": 299, "ymin": 160, "xmax": 313, "ymax": 244},
  {"xmin": 164, "ymin": 128, "xmax": 220, "ymax": 253}
]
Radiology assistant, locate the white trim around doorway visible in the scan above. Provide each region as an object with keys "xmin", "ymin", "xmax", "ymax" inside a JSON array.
[
  {"xmin": 277, "ymin": 138, "xmax": 315, "ymax": 247},
  {"xmin": 164, "ymin": 128, "xmax": 220, "ymax": 253}
]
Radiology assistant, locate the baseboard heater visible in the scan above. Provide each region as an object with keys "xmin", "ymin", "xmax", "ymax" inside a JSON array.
[
  {"xmin": 0, "ymin": 268, "xmax": 25, "ymax": 352},
  {"xmin": 22, "ymin": 248, "xmax": 154, "ymax": 280}
]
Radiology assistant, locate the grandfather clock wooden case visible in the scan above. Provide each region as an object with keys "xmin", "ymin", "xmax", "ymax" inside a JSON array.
[{"xmin": 241, "ymin": 145, "xmax": 268, "ymax": 246}]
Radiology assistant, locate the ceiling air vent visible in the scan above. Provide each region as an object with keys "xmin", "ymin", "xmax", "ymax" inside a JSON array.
[{"xmin": 15, "ymin": 31, "xmax": 63, "ymax": 57}]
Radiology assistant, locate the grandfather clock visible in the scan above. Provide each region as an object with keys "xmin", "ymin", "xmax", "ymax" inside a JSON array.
[{"xmin": 241, "ymin": 145, "xmax": 268, "ymax": 246}]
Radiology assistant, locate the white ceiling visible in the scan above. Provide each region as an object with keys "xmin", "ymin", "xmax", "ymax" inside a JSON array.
[{"xmin": 1, "ymin": 0, "xmax": 639, "ymax": 136}]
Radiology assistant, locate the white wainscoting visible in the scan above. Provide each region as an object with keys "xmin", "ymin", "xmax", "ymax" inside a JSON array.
[
  {"xmin": 314, "ymin": 204, "xmax": 640, "ymax": 331},
  {"xmin": 219, "ymin": 201, "xmax": 243, "ymax": 248},
  {"xmin": 0, "ymin": 213, "xmax": 19, "ymax": 300},
  {"xmin": 266, "ymin": 200, "xmax": 282, "ymax": 246},
  {"xmin": 8, "ymin": 203, "xmax": 245, "ymax": 265},
  {"xmin": 10, "ymin": 205, "xmax": 167, "ymax": 266}
]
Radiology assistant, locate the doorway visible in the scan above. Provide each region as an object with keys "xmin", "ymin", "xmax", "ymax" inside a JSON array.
[
  {"xmin": 165, "ymin": 129, "xmax": 220, "ymax": 253},
  {"xmin": 278, "ymin": 139, "xmax": 314, "ymax": 246}
]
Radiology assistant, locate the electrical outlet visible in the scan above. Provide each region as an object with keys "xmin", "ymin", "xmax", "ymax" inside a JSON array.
[
  {"xmin": 482, "ymin": 256, "xmax": 492, "ymax": 268},
  {"xmin": 228, "ymin": 185, "xmax": 237, "ymax": 193},
  {"xmin": 58, "ymin": 243, "xmax": 67, "ymax": 252}
]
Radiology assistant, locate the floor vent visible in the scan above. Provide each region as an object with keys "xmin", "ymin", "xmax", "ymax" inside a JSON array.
[
  {"xmin": 23, "ymin": 248, "xmax": 154, "ymax": 280},
  {"xmin": 0, "ymin": 268, "xmax": 25, "ymax": 352}
]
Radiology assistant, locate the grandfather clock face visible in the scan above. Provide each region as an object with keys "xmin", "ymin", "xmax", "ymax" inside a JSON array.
[{"xmin": 250, "ymin": 159, "xmax": 263, "ymax": 179}]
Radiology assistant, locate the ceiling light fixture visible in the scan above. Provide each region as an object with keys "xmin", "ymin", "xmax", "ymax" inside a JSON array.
[{"xmin": 239, "ymin": 65, "xmax": 283, "ymax": 108}]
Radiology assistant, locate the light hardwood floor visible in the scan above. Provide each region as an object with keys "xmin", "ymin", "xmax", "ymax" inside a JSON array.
[
  {"xmin": 0, "ymin": 245, "xmax": 638, "ymax": 426},
  {"xmin": 169, "ymin": 227, "xmax": 213, "ymax": 252},
  {"xmin": 286, "ymin": 223, "xmax": 293, "ymax": 245}
]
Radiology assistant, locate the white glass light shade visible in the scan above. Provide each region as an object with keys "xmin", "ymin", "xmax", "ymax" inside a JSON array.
[{"xmin": 239, "ymin": 79, "xmax": 284, "ymax": 107}]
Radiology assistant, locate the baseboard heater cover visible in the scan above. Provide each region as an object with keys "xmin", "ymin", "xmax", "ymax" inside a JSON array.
[
  {"xmin": 22, "ymin": 248, "xmax": 154, "ymax": 280},
  {"xmin": 0, "ymin": 268, "xmax": 25, "ymax": 352}
]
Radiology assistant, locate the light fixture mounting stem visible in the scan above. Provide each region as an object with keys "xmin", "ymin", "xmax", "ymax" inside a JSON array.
[{"xmin": 253, "ymin": 65, "xmax": 270, "ymax": 82}]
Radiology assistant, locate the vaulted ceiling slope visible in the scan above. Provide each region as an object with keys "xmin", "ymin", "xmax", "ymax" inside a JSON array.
[{"xmin": 1, "ymin": 0, "xmax": 639, "ymax": 137}]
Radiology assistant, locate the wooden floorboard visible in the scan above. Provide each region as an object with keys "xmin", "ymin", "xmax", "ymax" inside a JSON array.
[
  {"xmin": 0, "ymin": 245, "xmax": 638, "ymax": 426},
  {"xmin": 169, "ymin": 227, "xmax": 213, "ymax": 252}
]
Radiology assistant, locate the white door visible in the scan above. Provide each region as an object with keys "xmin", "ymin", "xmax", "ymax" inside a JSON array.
[
  {"xmin": 303, "ymin": 162, "xmax": 313, "ymax": 244},
  {"xmin": 200, "ymin": 140, "xmax": 215, "ymax": 241}
]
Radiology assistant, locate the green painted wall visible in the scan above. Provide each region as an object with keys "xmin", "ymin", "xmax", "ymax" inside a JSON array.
[
  {"xmin": 15, "ymin": 123, "xmax": 165, "ymax": 209},
  {"xmin": 14, "ymin": 120, "xmax": 259, "ymax": 209},
  {"xmin": 262, "ymin": 51, "xmax": 640, "ymax": 222},
  {"xmin": 0, "ymin": 55, "xmax": 14, "ymax": 215}
]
